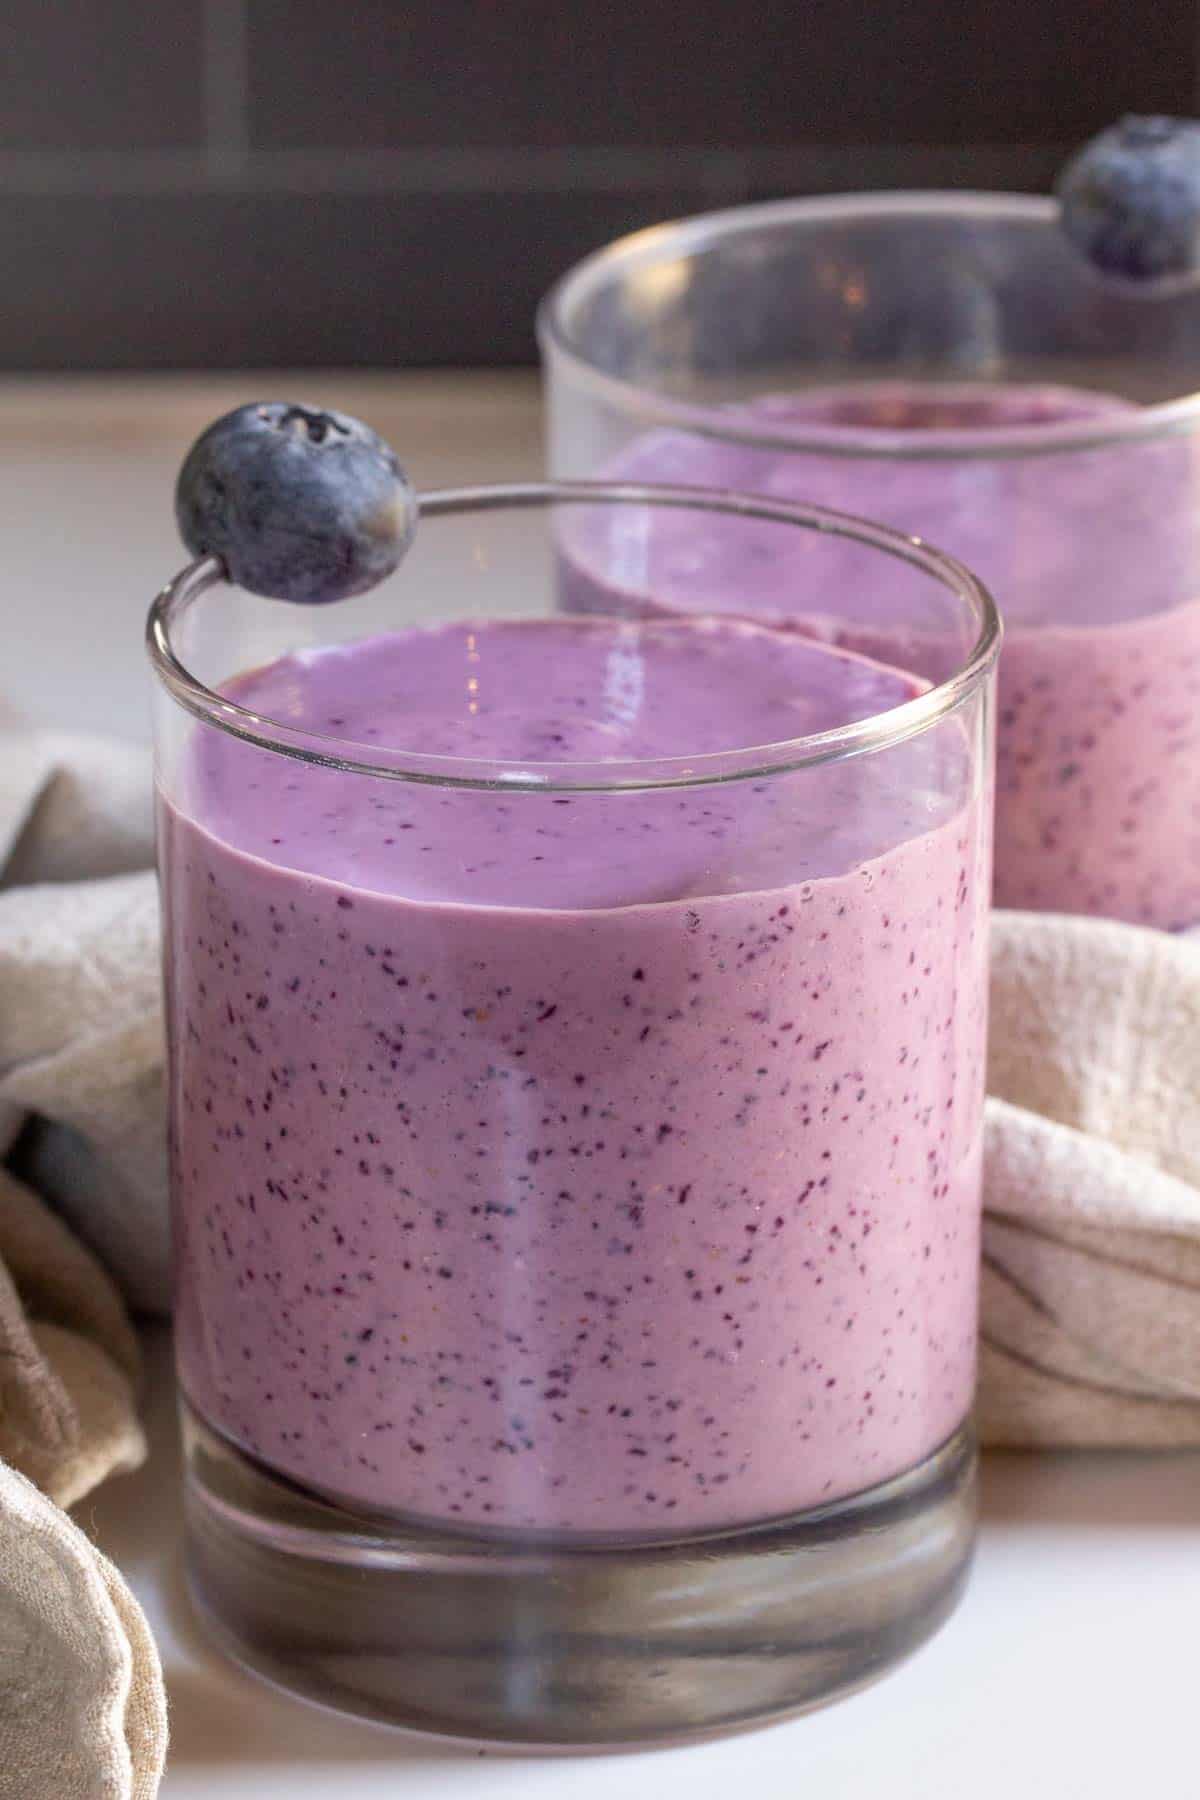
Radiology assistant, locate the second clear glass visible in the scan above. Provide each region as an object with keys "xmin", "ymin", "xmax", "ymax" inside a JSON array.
[{"xmin": 540, "ymin": 193, "xmax": 1200, "ymax": 930}]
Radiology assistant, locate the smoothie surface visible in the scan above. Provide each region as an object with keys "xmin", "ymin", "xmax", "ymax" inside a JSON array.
[{"xmin": 191, "ymin": 616, "xmax": 935, "ymax": 911}]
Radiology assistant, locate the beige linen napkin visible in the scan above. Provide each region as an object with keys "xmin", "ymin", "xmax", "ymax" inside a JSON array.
[
  {"xmin": 0, "ymin": 1167, "xmax": 167, "ymax": 1798},
  {"xmin": 0, "ymin": 1166, "xmax": 143, "ymax": 1504},
  {"xmin": 1, "ymin": 730, "xmax": 167, "ymax": 1798},
  {"xmin": 0, "ymin": 729, "xmax": 165, "ymax": 1311},
  {"xmin": 0, "ymin": 1183, "xmax": 167, "ymax": 1800},
  {"xmin": 0, "ymin": 1463, "xmax": 166, "ymax": 1800},
  {"xmin": 981, "ymin": 910, "xmax": 1200, "ymax": 1445}
]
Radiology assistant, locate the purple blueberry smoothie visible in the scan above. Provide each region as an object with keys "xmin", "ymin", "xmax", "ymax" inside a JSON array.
[
  {"xmin": 163, "ymin": 614, "xmax": 989, "ymax": 1535},
  {"xmin": 588, "ymin": 382, "xmax": 1200, "ymax": 928}
]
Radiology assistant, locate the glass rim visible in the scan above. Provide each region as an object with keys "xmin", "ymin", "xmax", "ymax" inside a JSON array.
[
  {"xmin": 145, "ymin": 479, "xmax": 1000, "ymax": 794},
  {"xmin": 537, "ymin": 190, "xmax": 1200, "ymax": 461}
]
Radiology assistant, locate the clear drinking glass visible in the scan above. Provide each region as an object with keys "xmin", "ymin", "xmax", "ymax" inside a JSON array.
[
  {"xmin": 148, "ymin": 481, "xmax": 998, "ymax": 1747},
  {"xmin": 540, "ymin": 193, "xmax": 1200, "ymax": 930}
]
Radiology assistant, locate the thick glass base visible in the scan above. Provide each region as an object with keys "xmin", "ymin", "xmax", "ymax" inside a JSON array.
[{"xmin": 182, "ymin": 1401, "xmax": 976, "ymax": 1749}]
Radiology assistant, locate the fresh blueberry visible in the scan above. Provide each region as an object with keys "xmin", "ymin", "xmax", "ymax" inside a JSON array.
[
  {"xmin": 1056, "ymin": 115, "xmax": 1200, "ymax": 283},
  {"xmin": 175, "ymin": 402, "xmax": 417, "ymax": 604}
]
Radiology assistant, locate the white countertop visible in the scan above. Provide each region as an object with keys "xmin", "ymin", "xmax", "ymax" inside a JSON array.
[{"xmin": 6, "ymin": 374, "xmax": 1199, "ymax": 1799}]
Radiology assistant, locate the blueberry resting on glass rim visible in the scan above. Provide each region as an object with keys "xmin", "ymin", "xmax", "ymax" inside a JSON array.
[
  {"xmin": 1056, "ymin": 115, "xmax": 1200, "ymax": 285},
  {"xmin": 175, "ymin": 402, "xmax": 417, "ymax": 604}
]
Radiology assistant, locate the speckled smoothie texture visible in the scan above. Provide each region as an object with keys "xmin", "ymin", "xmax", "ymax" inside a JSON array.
[
  {"xmin": 164, "ymin": 616, "xmax": 989, "ymax": 1534},
  {"xmin": 588, "ymin": 383, "xmax": 1200, "ymax": 928}
]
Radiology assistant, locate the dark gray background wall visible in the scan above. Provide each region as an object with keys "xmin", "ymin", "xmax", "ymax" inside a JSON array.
[{"xmin": 1, "ymin": 0, "xmax": 1194, "ymax": 368}]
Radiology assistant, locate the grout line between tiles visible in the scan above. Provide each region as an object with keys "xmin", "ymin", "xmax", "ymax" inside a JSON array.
[
  {"xmin": 203, "ymin": 0, "xmax": 250, "ymax": 170},
  {"xmin": 0, "ymin": 142, "xmax": 1064, "ymax": 199}
]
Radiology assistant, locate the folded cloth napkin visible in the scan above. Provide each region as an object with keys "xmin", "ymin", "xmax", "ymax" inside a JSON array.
[
  {"xmin": 2, "ymin": 732, "xmax": 1199, "ymax": 1446},
  {"xmin": 0, "ymin": 1177, "xmax": 167, "ymax": 1800},
  {"xmin": 0, "ymin": 1463, "xmax": 167, "ymax": 1800},
  {"xmin": 1, "ymin": 729, "xmax": 166, "ymax": 1799},
  {"xmin": 0, "ymin": 729, "xmax": 165, "ymax": 1312},
  {"xmin": 981, "ymin": 911, "xmax": 1200, "ymax": 1446},
  {"xmin": 0, "ymin": 1165, "xmax": 143, "ymax": 1505}
]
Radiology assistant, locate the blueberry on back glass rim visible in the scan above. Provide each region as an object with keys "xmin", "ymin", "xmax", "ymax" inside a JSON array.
[
  {"xmin": 1056, "ymin": 115, "xmax": 1200, "ymax": 285},
  {"xmin": 175, "ymin": 401, "xmax": 417, "ymax": 604}
]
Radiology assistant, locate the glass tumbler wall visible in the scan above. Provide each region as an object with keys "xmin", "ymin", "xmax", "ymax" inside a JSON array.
[
  {"xmin": 149, "ymin": 483, "xmax": 998, "ymax": 1746},
  {"xmin": 540, "ymin": 194, "xmax": 1200, "ymax": 929}
]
